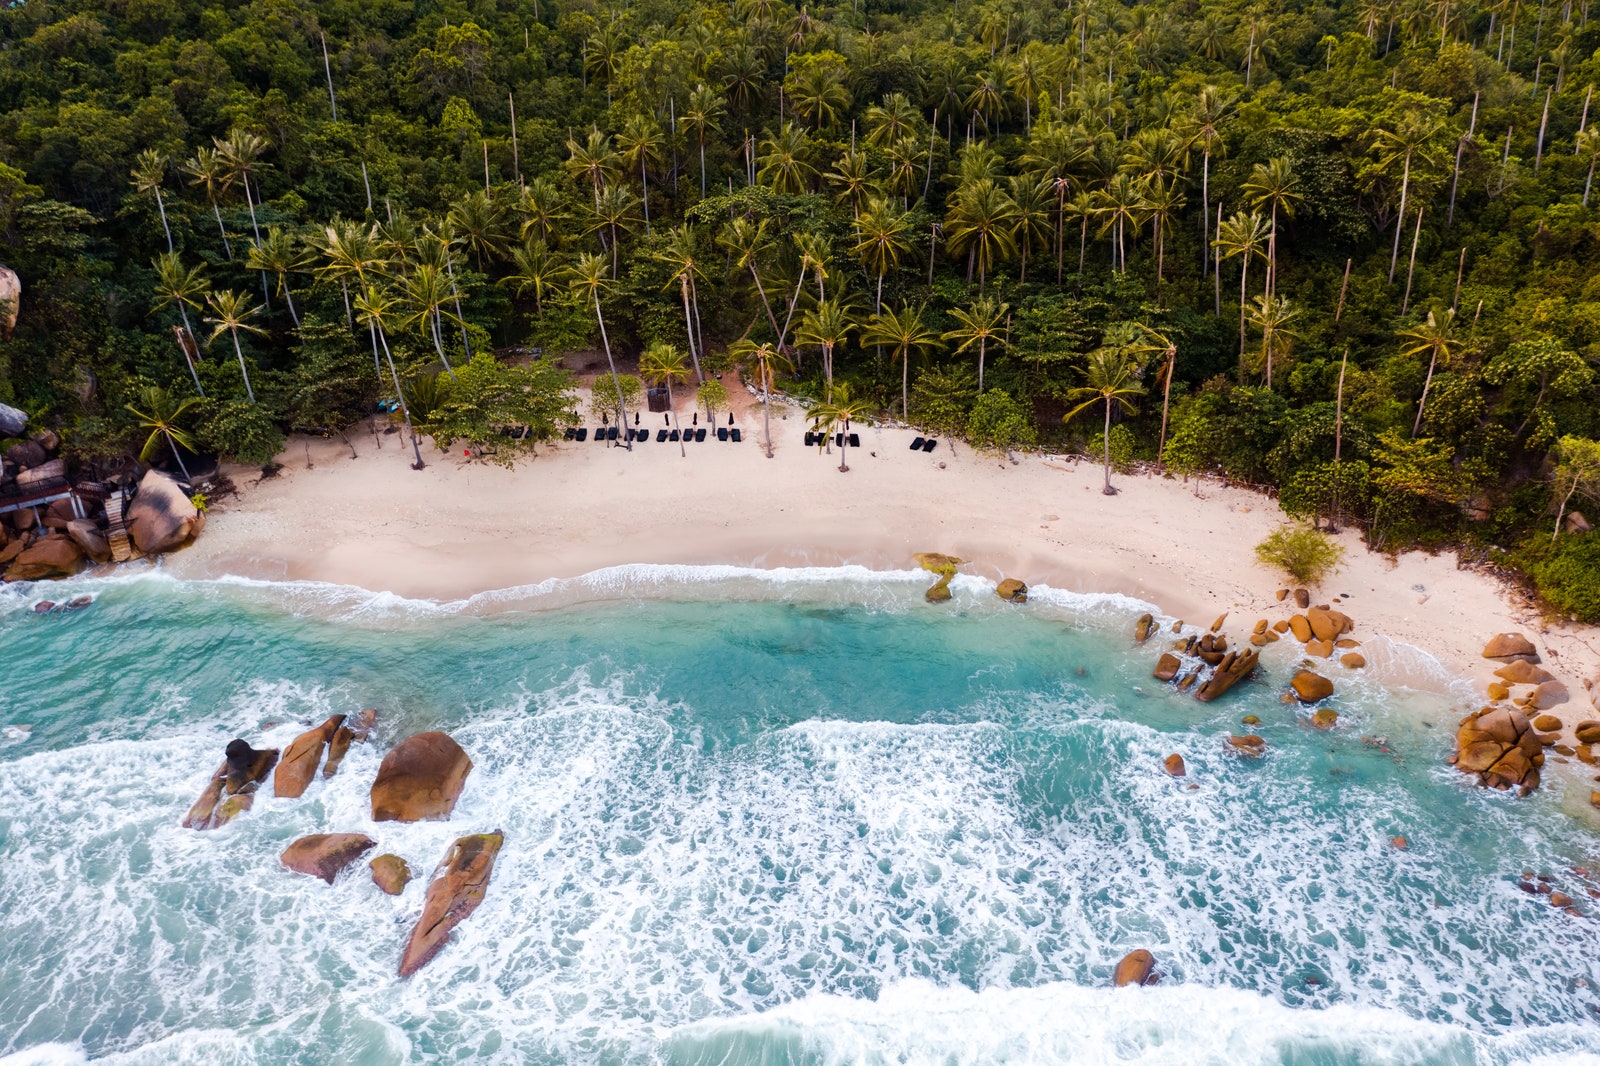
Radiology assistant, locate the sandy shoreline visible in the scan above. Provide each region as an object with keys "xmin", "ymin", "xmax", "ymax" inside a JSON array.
[{"xmin": 163, "ymin": 398, "xmax": 1600, "ymax": 776}]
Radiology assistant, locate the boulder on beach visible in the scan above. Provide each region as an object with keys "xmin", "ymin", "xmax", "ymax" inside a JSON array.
[
  {"xmin": 1482, "ymin": 633, "xmax": 1539, "ymax": 663},
  {"xmin": 1288, "ymin": 615, "xmax": 1313, "ymax": 642},
  {"xmin": 280, "ymin": 833, "xmax": 376, "ymax": 884},
  {"xmin": 1113, "ymin": 949, "xmax": 1157, "ymax": 987},
  {"xmin": 1531, "ymin": 714, "xmax": 1563, "ymax": 733},
  {"xmin": 398, "ymin": 831, "xmax": 504, "ymax": 977},
  {"xmin": 1294, "ymin": 588, "xmax": 1310, "ymax": 608},
  {"xmin": 1209, "ymin": 612, "xmax": 1227, "ymax": 632},
  {"xmin": 1162, "ymin": 753, "xmax": 1186, "ymax": 777},
  {"xmin": 1291, "ymin": 671, "xmax": 1335, "ymax": 703},
  {"xmin": 1195, "ymin": 650, "xmax": 1260, "ymax": 702},
  {"xmin": 1306, "ymin": 607, "xmax": 1352, "ymax": 643},
  {"xmin": 1575, "ymin": 721, "xmax": 1600, "ymax": 745},
  {"xmin": 1527, "ymin": 681, "xmax": 1569, "ymax": 710},
  {"xmin": 3, "ymin": 535, "xmax": 83, "ymax": 582},
  {"xmin": 1451, "ymin": 706, "xmax": 1544, "ymax": 793},
  {"xmin": 1134, "ymin": 612, "xmax": 1155, "ymax": 642},
  {"xmin": 370, "ymin": 853, "xmax": 411, "ymax": 895},
  {"xmin": 183, "ymin": 740, "xmax": 280, "ymax": 830},
  {"xmin": 273, "ymin": 714, "xmax": 347, "ymax": 799},
  {"xmin": 1495, "ymin": 660, "xmax": 1554, "ymax": 685},
  {"xmin": 126, "ymin": 470, "xmax": 203, "ymax": 555},
  {"xmin": 1340, "ymin": 652, "xmax": 1366, "ymax": 669},
  {"xmin": 371, "ymin": 731, "xmax": 473, "ymax": 823},
  {"xmin": 323, "ymin": 725, "xmax": 355, "ymax": 778},
  {"xmin": 996, "ymin": 578, "xmax": 1028, "ymax": 604},
  {"xmin": 65, "ymin": 519, "xmax": 111, "ymax": 564},
  {"xmin": 1305, "ymin": 639, "xmax": 1334, "ymax": 658}
]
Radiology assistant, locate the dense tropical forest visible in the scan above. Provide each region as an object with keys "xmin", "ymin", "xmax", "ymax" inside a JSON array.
[{"xmin": 3, "ymin": 0, "xmax": 1600, "ymax": 613}]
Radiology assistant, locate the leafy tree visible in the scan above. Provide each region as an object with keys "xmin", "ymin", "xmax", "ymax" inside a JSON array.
[{"xmin": 967, "ymin": 390, "xmax": 1036, "ymax": 454}]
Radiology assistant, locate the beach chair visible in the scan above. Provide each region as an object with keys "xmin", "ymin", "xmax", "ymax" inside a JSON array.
[
  {"xmin": 669, "ymin": 429, "xmax": 680, "ymax": 442},
  {"xmin": 804, "ymin": 431, "xmax": 815, "ymax": 446},
  {"xmin": 656, "ymin": 429, "xmax": 669, "ymax": 442},
  {"xmin": 563, "ymin": 427, "xmax": 576, "ymax": 440},
  {"xmin": 730, "ymin": 428, "xmax": 742, "ymax": 442},
  {"xmin": 849, "ymin": 433, "xmax": 861, "ymax": 448},
  {"xmin": 695, "ymin": 428, "xmax": 707, "ymax": 442},
  {"xmin": 594, "ymin": 429, "xmax": 608, "ymax": 443},
  {"xmin": 575, "ymin": 427, "xmax": 589, "ymax": 442},
  {"xmin": 922, "ymin": 438, "xmax": 937, "ymax": 452},
  {"xmin": 717, "ymin": 427, "xmax": 729, "ymax": 441},
  {"xmin": 608, "ymin": 426, "xmax": 620, "ymax": 441},
  {"xmin": 909, "ymin": 436, "xmax": 925, "ymax": 450}
]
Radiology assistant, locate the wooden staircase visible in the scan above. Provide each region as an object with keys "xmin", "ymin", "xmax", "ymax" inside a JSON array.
[{"xmin": 104, "ymin": 489, "xmax": 133, "ymax": 562}]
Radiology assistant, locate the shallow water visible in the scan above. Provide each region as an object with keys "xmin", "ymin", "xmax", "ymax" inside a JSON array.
[{"xmin": 1, "ymin": 568, "xmax": 1598, "ymax": 1065}]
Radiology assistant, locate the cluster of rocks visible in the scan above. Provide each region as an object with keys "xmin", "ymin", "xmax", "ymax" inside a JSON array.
[
  {"xmin": 914, "ymin": 552, "xmax": 964, "ymax": 602},
  {"xmin": 1144, "ymin": 612, "xmax": 1262, "ymax": 705},
  {"xmin": 185, "ymin": 720, "xmax": 500, "ymax": 976},
  {"xmin": 1448, "ymin": 633, "xmax": 1585, "ymax": 796},
  {"xmin": 1, "ymin": 412, "xmax": 204, "ymax": 582}
]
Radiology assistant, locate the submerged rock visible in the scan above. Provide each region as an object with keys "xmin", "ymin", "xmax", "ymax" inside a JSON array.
[
  {"xmin": 370, "ymin": 853, "xmax": 412, "ymax": 895},
  {"xmin": 1340, "ymin": 652, "xmax": 1366, "ymax": 669},
  {"xmin": 273, "ymin": 714, "xmax": 347, "ymax": 798},
  {"xmin": 398, "ymin": 831, "xmax": 504, "ymax": 977},
  {"xmin": 1312, "ymin": 709, "xmax": 1339, "ymax": 729},
  {"xmin": 1227, "ymin": 734, "xmax": 1267, "ymax": 756},
  {"xmin": 1113, "ymin": 949, "xmax": 1156, "ymax": 987},
  {"xmin": 1153, "ymin": 653, "xmax": 1181, "ymax": 682},
  {"xmin": 371, "ymin": 732, "xmax": 473, "ymax": 823},
  {"xmin": 280, "ymin": 833, "xmax": 376, "ymax": 884},
  {"xmin": 183, "ymin": 740, "xmax": 280, "ymax": 830}
]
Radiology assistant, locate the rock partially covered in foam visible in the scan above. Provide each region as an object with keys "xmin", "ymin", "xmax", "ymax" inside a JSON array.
[
  {"xmin": 183, "ymin": 740, "xmax": 279, "ymax": 830},
  {"xmin": 1113, "ymin": 949, "xmax": 1157, "ymax": 987},
  {"xmin": 280, "ymin": 833, "xmax": 375, "ymax": 884},
  {"xmin": 371, "ymin": 731, "xmax": 473, "ymax": 822},
  {"xmin": 399, "ymin": 831, "xmax": 503, "ymax": 977},
  {"xmin": 370, "ymin": 853, "xmax": 411, "ymax": 895},
  {"xmin": 996, "ymin": 578, "xmax": 1027, "ymax": 603},
  {"xmin": 1195, "ymin": 649, "xmax": 1259, "ymax": 703},
  {"xmin": 1451, "ymin": 706, "xmax": 1544, "ymax": 794},
  {"xmin": 273, "ymin": 714, "xmax": 346, "ymax": 798}
]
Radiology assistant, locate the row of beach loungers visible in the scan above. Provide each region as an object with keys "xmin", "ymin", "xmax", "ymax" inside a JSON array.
[
  {"xmin": 562, "ymin": 426, "xmax": 742, "ymax": 443},
  {"xmin": 805, "ymin": 431, "xmax": 862, "ymax": 448}
]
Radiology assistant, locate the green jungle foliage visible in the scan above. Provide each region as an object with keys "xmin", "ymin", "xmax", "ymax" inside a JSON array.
[{"xmin": 3, "ymin": 0, "xmax": 1600, "ymax": 608}]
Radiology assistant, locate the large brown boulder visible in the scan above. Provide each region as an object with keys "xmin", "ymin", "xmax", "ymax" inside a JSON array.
[
  {"xmin": 1527, "ymin": 681, "xmax": 1569, "ymax": 710},
  {"xmin": 1113, "ymin": 949, "xmax": 1156, "ymax": 987},
  {"xmin": 126, "ymin": 470, "xmax": 203, "ymax": 555},
  {"xmin": 370, "ymin": 853, "xmax": 412, "ymax": 895},
  {"xmin": 1290, "ymin": 671, "xmax": 1335, "ymax": 703},
  {"xmin": 1495, "ymin": 660, "xmax": 1554, "ymax": 685},
  {"xmin": 1288, "ymin": 615, "xmax": 1313, "ymax": 642},
  {"xmin": 273, "ymin": 714, "xmax": 347, "ymax": 799},
  {"xmin": 6, "ymin": 438, "xmax": 46, "ymax": 469},
  {"xmin": 183, "ymin": 740, "xmax": 280, "ymax": 830},
  {"xmin": 1134, "ymin": 612, "xmax": 1155, "ymax": 642},
  {"xmin": 398, "ymin": 831, "xmax": 504, "ymax": 977},
  {"xmin": 1305, "ymin": 608, "xmax": 1352, "ymax": 643},
  {"xmin": 65, "ymin": 519, "xmax": 111, "ymax": 564},
  {"xmin": 1482, "ymin": 633, "xmax": 1539, "ymax": 662},
  {"xmin": 1195, "ymin": 649, "xmax": 1260, "ymax": 702},
  {"xmin": 1162, "ymin": 754, "xmax": 1186, "ymax": 777},
  {"xmin": 323, "ymin": 725, "xmax": 355, "ymax": 778},
  {"xmin": 3, "ymin": 535, "xmax": 83, "ymax": 581},
  {"xmin": 1153, "ymin": 653, "xmax": 1181, "ymax": 681},
  {"xmin": 371, "ymin": 732, "xmax": 473, "ymax": 822},
  {"xmin": 280, "ymin": 833, "xmax": 376, "ymax": 884},
  {"xmin": 1451, "ymin": 706, "xmax": 1544, "ymax": 793},
  {"xmin": 1575, "ymin": 721, "xmax": 1600, "ymax": 745},
  {"xmin": 996, "ymin": 578, "xmax": 1027, "ymax": 603}
]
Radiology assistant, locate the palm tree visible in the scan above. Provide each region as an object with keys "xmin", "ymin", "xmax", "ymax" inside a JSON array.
[
  {"xmin": 217, "ymin": 129, "xmax": 272, "ymax": 303},
  {"xmin": 1133, "ymin": 325, "xmax": 1180, "ymax": 465},
  {"xmin": 315, "ymin": 219, "xmax": 390, "ymax": 375},
  {"xmin": 126, "ymin": 386, "xmax": 201, "ymax": 483},
  {"xmin": 181, "ymin": 147, "xmax": 235, "ymax": 259},
  {"xmin": 1372, "ymin": 114, "xmax": 1444, "ymax": 282},
  {"xmin": 447, "ymin": 190, "xmax": 512, "ymax": 269},
  {"xmin": 517, "ymin": 177, "xmax": 568, "ymax": 245},
  {"xmin": 720, "ymin": 217, "xmax": 787, "ymax": 351},
  {"xmin": 246, "ymin": 227, "xmax": 311, "ymax": 327},
  {"xmin": 757, "ymin": 123, "xmax": 818, "ymax": 194},
  {"xmin": 639, "ymin": 341, "xmax": 691, "ymax": 456},
  {"xmin": 865, "ymin": 302, "xmax": 939, "ymax": 420},
  {"xmin": 790, "ymin": 61, "xmax": 852, "ymax": 130},
  {"xmin": 810, "ymin": 383, "xmax": 871, "ymax": 473},
  {"xmin": 679, "ymin": 84, "xmax": 726, "ymax": 198},
  {"xmin": 1398, "ymin": 306, "xmax": 1463, "ymax": 434},
  {"xmin": 502, "ymin": 238, "xmax": 565, "ymax": 316},
  {"xmin": 853, "ymin": 198, "xmax": 912, "ymax": 313},
  {"xmin": 826, "ymin": 148, "xmax": 876, "ymax": 218},
  {"xmin": 795, "ymin": 297, "xmax": 857, "ymax": 400},
  {"xmin": 1189, "ymin": 86, "xmax": 1235, "ymax": 272},
  {"xmin": 565, "ymin": 129, "xmax": 619, "ymax": 207},
  {"xmin": 151, "ymin": 253, "xmax": 209, "ymax": 396},
  {"xmin": 353, "ymin": 284, "xmax": 426, "ymax": 469},
  {"xmin": 732, "ymin": 339, "xmax": 793, "ymax": 458},
  {"xmin": 130, "ymin": 150, "xmax": 174, "ymax": 253},
  {"xmin": 1578, "ymin": 127, "xmax": 1600, "ymax": 206},
  {"xmin": 587, "ymin": 182, "xmax": 641, "ymax": 277},
  {"xmin": 1063, "ymin": 190, "xmax": 1097, "ymax": 277},
  {"xmin": 657, "ymin": 225, "xmax": 710, "ymax": 396},
  {"xmin": 943, "ymin": 296, "xmax": 1008, "ymax": 394},
  {"xmin": 865, "ymin": 92, "xmax": 921, "ymax": 148},
  {"xmin": 1247, "ymin": 294, "xmax": 1300, "ymax": 389},
  {"xmin": 1240, "ymin": 155, "xmax": 1301, "ymax": 299},
  {"xmin": 399, "ymin": 263, "xmax": 463, "ymax": 379},
  {"xmin": 945, "ymin": 178, "xmax": 1019, "ymax": 287},
  {"xmin": 616, "ymin": 114, "xmax": 664, "ymax": 230},
  {"xmin": 1212, "ymin": 210, "xmax": 1271, "ymax": 365},
  {"xmin": 1141, "ymin": 176, "xmax": 1185, "ymax": 285},
  {"xmin": 1065, "ymin": 346, "xmax": 1146, "ymax": 495},
  {"xmin": 569, "ymin": 251, "xmax": 631, "ymax": 448},
  {"xmin": 1008, "ymin": 175, "xmax": 1055, "ymax": 283},
  {"xmin": 1095, "ymin": 173, "xmax": 1149, "ymax": 274},
  {"xmin": 203, "ymin": 290, "xmax": 266, "ymax": 403}
]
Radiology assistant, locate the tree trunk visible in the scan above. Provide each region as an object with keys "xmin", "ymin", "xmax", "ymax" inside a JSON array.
[
  {"xmin": 1101, "ymin": 396, "xmax": 1115, "ymax": 494},
  {"xmin": 155, "ymin": 189, "xmax": 174, "ymax": 254},
  {"xmin": 1238, "ymin": 255, "xmax": 1250, "ymax": 370},
  {"xmin": 229, "ymin": 329, "xmax": 255, "ymax": 403},
  {"xmin": 978, "ymin": 335, "xmax": 987, "ymax": 394},
  {"xmin": 1389, "ymin": 154, "xmax": 1411, "ymax": 282},
  {"xmin": 162, "ymin": 428, "xmax": 193, "ymax": 484},
  {"xmin": 902, "ymin": 349, "xmax": 910, "ymax": 420},
  {"xmin": 1158, "ymin": 347, "xmax": 1175, "ymax": 468},
  {"xmin": 242, "ymin": 175, "xmax": 271, "ymax": 308},
  {"xmin": 1201, "ymin": 151, "xmax": 1210, "ymax": 276},
  {"xmin": 376, "ymin": 325, "xmax": 425, "ymax": 469},
  {"xmin": 763, "ymin": 364, "xmax": 774, "ymax": 459},
  {"xmin": 749, "ymin": 266, "xmax": 786, "ymax": 352},
  {"xmin": 429, "ymin": 311, "xmax": 457, "ymax": 379},
  {"xmin": 175, "ymin": 305, "xmax": 205, "ymax": 396},
  {"xmin": 1555, "ymin": 471, "xmax": 1579, "ymax": 541},
  {"xmin": 1414, "ymin": 351, "xmax": 1439, "ymax": 435},
  {"xmin": 212, "ymin": 199, "xmax": 233, "ymax": 260},
  {"xmin": 594, "ymin": 291, "xmax": 632, "ymax": 450},
  {"xmin": 283, "ymin": 281, "xmax": 301, "ymax": 328}
]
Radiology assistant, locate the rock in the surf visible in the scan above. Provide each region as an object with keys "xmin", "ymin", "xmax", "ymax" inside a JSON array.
[
  {"xmin": 371, "ymin": 731, "xmax": 473, "ymax": 822},
  {"xmin": 370, "ymin": 853, "xmax": 412, "ymax": 895},
  {"xmin": 1288, "ymin": 614, "xmax": 1313, "ymax": 642},
  {"xmin": 273, "ymin": 714, "xmax": 347, "ymax": 798},
  {"xmin": 126, "ymin": 470, "xmax": 203, "ymax": 555},
  {"xmin": 183, "ymin": 739, "xmax": 280, "ymax": 830},
  {"xmin": 1162, "ymin": 754, "xmax": 1186, "ymax": 777},
  {"xmin": 914, "ymin": 553, "xmax": 962, "ymax": 603},
  {"xmin": 1290, "ymin": 670, "xmax": 1335, "ymax": 703},
  {"xmin": 1195, "ymin": 649, "xmax": 1260, "ymax": 702},
  {"xmin": 1153, "ymin": 653, "xmax": 1181, "ymax": 681},
  {"xmin": 1113, "ymin": 949, "xmax": 1157, "ymax": 987},
  {"xmin": 1451, "ymin": 706, "xmax": 1544, "ymax": 793},
  {"xmin": 1226, "ymin": 734, "xmax": 1267, "ymax": 756},
  {"xmin": 280, "ymin": 833, "xmax": 376, "ymax": 884},
  {"xmin": 996, "ymin": 578, "xmax": 1027, "ymax": 603},
  {"xmin": 322, "ymin": 725, "xmax": 355, "ymax": 778},
  {"xmin": 1312, "ymin": 708, "xmax": 1339, "ymax": 729},
  {"xmin": 398, "ymin": 831, "xmax": 504, "ymax": 977},
  {"xmin": 3, "ymin": 535, "xmax": 83, "ymax": 582},
  {"xmin": 1482, "ymin": 633, "xmax": 1539, "ymax": 663},
  {"xmin": 1134, "ymin": 612, "xmax": 1155, "ymax": 642},
  {"xmin": 1340, "ymin": 652, "xmax": 1366, "ymax": 669}
]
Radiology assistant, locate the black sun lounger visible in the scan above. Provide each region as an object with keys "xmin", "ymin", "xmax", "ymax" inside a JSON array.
[
  {"xmin": 730, "ymin": 428, "xmax": 742, "ymax": 442},
  {"xmin": 910, "ymin": 436, "xmax": 925, "ymax": 450},
  {"xmin": 804, "ymin": 431, "xmax": 816, "ymax": 445},
  {"xmin": 563, "ymin": 427, "xmax": 576, "ymax": 440},
  {"xmin": 575, "ymin": 427, "xmax": 589, "ymax": 442},
  {"xmin": 695, "ymin": 428, "xmax": 707, "ymax": 442},
  {"xmin": 849, "ymin": 433, "xmax": 861, "ymax": 448},
  {"xmin": 717, "ymin": 427, "xmax": 729, "ymax": 441},
  {"xmin": 669, "ymin": 429, "xmax": 680, "ymax": 441},
  {"xmin": 657, "ymin": 429, "xmax": 669, "ymax": 442},
  {"xmin": 922, "ymin": 438, "xmax": 937, "ymax": 452}
]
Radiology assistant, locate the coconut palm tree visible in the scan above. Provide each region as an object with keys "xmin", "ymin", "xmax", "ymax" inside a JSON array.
[
  {"xmin": 151, "ymin": 253, "xmax": 209, "ymax": 396},
  {"xmin": 943, "ymin": 296, "xmax": 1008, "ymax": 394},
  {"xmin": 517, "ymin": 177, "xmax": 569, "ymax": 246},
  {"xmin": 639, "ymin": 341, "xmax": 691, "ymax": 456},
  {"xmin": 1008, "ymin": 175, "xmax": 1055, "ymax": 283},
  {"xmin": 1212, "ymin": 210, "xmax": 1271, "ymax": 366},
  {"xmin": 399, "ymin": 262, "xmax": 463, "ymax": 379},
  {"xmin": 1131, "ymin": 325, "xmax": 1180, "ymax": 465},
  {"xmin": 757, "ymin": 123, "xmax": 818, "ymax": 194},
  {"xmin": 1190, "ymin": 86, "xmax": 1235, "ymax": 275},
  {"xmin": 1240, "ymin": 155, "xmax": 1301, "ymax": 299},
  {"xmin": 1065, "ymin": 346, "xmax": 1146, "ymax": 495},
  {"xmin": 565, "ymin": 129, "xmax": 619, "ymax": 207},
  {"xmin": 679, "ymin": 84, "xmax": 726, "ymax": 198},
  {"xmin": 853, "ymin": 197, "xmax": 912, "ymax": 313},
  {"xmin": 945, "ymin": 178, "xmax": 1019, "ymax": 286},
  {"xmin": 570, "ymin": 251, "xmax": 631, "ymax": 448},
  {"xmin": 616, "ymin": 114, "xmax": 665, "ymax": 230},
  {"xmin": 809, "ymin": 382, "xmax": 871, "ymax": 473},
  {"xmin": 720, "ymin": 217, "xmax": 787, "ymax": 351},
  {"xmin": 587, "ymin": 182, "xmax": 641, "ymax": 277},
  {"xmin": 865, "ymin": 92, "xmax": 921, "ymax": 148},
  {"xmin": 864, "ymin": 302, "xmax": 939, "ymax": 420},
  {"xmin": 203, "ymin": 290, "xmax": 266, "ymax": 403},
  {"xmin": 1578, "ymin": 127, "xmax": 1600, "ymax": 206},
  {"xmin": 447, "ymin": 190, "xmax": 512, "ymax": 269},
  {"xmin": 130, "ymin": 150, "xmax": 175, "ymax": 253},
  {"xmin": 1372, "ymin": 114, "xmax": 1445, "ymax": 282},
  {"xmin": 354, "ymin": 284, "xmax": 426, "ymax": 469},
  {"xmin": 1247, "ymin": 294, "xmax": 1300, "ymax": 389},
  {"xmin": 656, "ymin": 226, "xmax": 710, "ymax": 394},
  {"xmin": 246, "ymin": 227, "xmax": 312, "ymax": 327},
  {"xmin": 181, "ymin": 147, "xmax": 235, "ymax": 259},
  {"xmin": 790, "ymin": 61, "xmax": 852, "ymax": 130},
  {"xmin": 1398, "ymin": 305, "xmax": 1463, "ymax": 434},
  {"xmin": 217, "ymin": 129, "xmax": 272, "ymax": 303},
  {"xmin": 502, "ymin": 238, "xmax": 565, "ymax": 316},
  {"xmin": 126, "ymin": 386, "xmax": 201, "ymax": 483},
  {"xmin": 1142, "ymin": 176, "xmax": 1186, "ymax": 285},
  {"xmin": 315, "ymin": 219, "xmax": 390, "ymax": 373},
  {"xmin": 795, "ymin": 297, "xmax": 857, "ymax": 401},
  {"xmin": 1063, "ymin": 190, "xmax": 1097, "ymax": 277},
  {"xmin": 1095, "ymin": 173, "xmax": 1149, "ymax": 274},
  {"xmin": 731, "ymin": 339, "xmax": 793, "ymax": 458},
  {"xmin": 825, "ymin": 148, "xmax": 876, "ymax": 218}
]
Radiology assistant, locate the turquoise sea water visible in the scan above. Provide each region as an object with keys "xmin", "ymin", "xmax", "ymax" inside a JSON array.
[{"xmin": 2, "ymin": 566, "xmax": 1599, "ymax": 1065}]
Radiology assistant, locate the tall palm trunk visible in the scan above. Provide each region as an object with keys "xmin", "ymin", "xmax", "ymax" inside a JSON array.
[
  {"xmin": 1158, "ymin": 349, "xmax": 1175, "ymax": 468},
  {"xmin": 154, "ymin": 189, "xmax": 174, "ymax": 253},
  {"xmin": 429, "ymin": 311, "xmax": 458, "ymax": 379},
  {"xmin": 748, "ymin": 265, "xmax": 785, "ymax": 351},
  {"xmin": 175, "ymin": 305, "xmax": 205, "ymax": 396},
  {"xmin": 1413, "ymin": 350, "xmax": 1440, "ymax": 435},
  {"xmin": 1237, "ymin": 256, "xmax": 1251, "ymax": 368},
  {"xmin": 241, "ymin": 174, "xmax": 271, "ymax": 308},
  {"xmin": 1101, "ymin": 396, "xmax": 1115, "ymax": 494},
  {"xmin": 667, "ymin": 380, "xmax": 685, "ymax": 456},
  {"xmin": 375, "ymin": 323, "xmax": 425, "ymax": 469},
  {"xmin": 282, "ymin": 279, "xmax": 300, "ymax": 328},
  {"xmin": 978, "ymin": 335, "xmax": 987, "ymax": 394},
  {"xmin": 902, "ymin": 348, "xmax": 911, "ymax": 420},
  {"xmin": 211, "ymin": 198, "xmax": 233, "ymax": 260},
  {"xmin": 228, "ymin": 327, "xmax": 256, "ymax": 403},
  {"xmin": 162, "ymin": 428, "xmax": 193, "ymax": 483},
  {"xmin": 592, "ymin": 291, "xmax": 632, "ymax": 450},
  {"xmin": 1389, "ymin": 153, "xmax": 1412, "ymax": 282},
  {"xmin": 1201, "ymin": 151, "xmax": 1210, "ymax": 276},
  {"xmin": 762, "ymin": 365, "xmax": 775, "ymax": 459}
]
